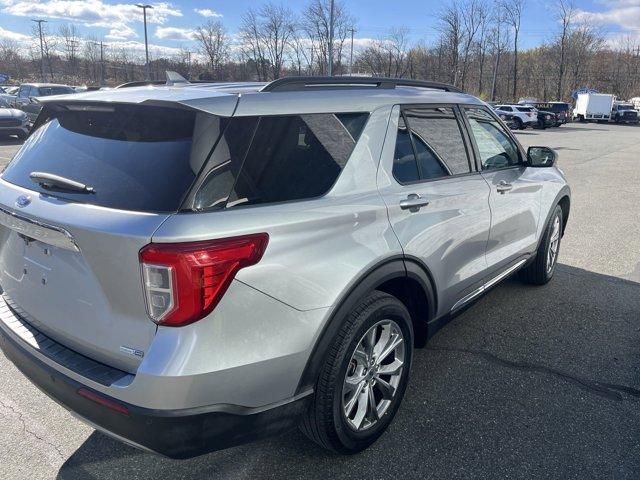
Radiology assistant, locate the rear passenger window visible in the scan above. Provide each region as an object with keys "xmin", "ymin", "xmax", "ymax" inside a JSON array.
[
  {"xmin": 392, "ymin": 107, "xmax": 471, "ymax": 184},
  {"xmin": 192, "ymin": 113, "xmax": 368, "ymax": 210}
]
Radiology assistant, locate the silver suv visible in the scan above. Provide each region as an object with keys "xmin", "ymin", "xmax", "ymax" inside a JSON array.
[{"xmin": 0, "ymin": 76, "xmax": 570, "ymax": 458}]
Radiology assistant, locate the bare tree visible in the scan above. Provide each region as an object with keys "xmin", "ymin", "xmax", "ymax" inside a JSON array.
[
  {"xmin": 194, "ymin": 20, "xmax": 229, "ymax": 79},
  {"xmin": 31, "ymin": 22, "xmax": 57, "ymax": 81},
  {"xmin": 302, "ymin": 0, "xmax": 355, "ymax": 75},
  {"xmin": 501, "ymin": 0, "xmax": 524, "ymax": 98},
  {"xmin": 554, "ymin": 0, "xmax": 575, "ymax": 99},
  {"xmin": 489, "ymin": 2, "xmax": 510, "ymax": 101},
  {"xmin": 59, "ymin": 24, "xmax": 82, "ymax": 80},
  {"xmin": 459, "ymin": 0, "xmax": 488, "ymax": 90},
  {"xmin": 240, "ymin": 3, "xmax": 295, "ymax": 81},
  {"xmin": 437, "ymin": 1, "xmax": 463, "ymax": 85}
]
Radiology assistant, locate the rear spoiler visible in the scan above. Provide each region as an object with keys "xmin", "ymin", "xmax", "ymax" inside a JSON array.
[{"xmin": 116, "ymin": 71, "xmax": 192, "ymax": 89}]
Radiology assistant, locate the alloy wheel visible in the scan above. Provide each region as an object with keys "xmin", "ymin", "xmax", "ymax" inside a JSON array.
[
  {"xmin": 547, "ymin": 215, "xmax": 561, "ymax": 273},
  {"xmin": 342, "ymin": 320, "xmax": 405, "ymax": 431}
]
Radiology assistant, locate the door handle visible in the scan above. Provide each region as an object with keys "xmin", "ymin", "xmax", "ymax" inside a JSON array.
[
  {"xmin": 496, "ymin": 180, "xmax": 513, "ymax": 194},
  {"xmin": 399, "ymin": 193, "xmax": 430, "ymax": 212}
]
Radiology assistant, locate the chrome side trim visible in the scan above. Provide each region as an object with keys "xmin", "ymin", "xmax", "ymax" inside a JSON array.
[
  {"xmin": 0, "ymin": 206, "xmax": 79, "ymax": 251},
  {"xmin": 451, "ymin": 258, "xmax": 527, "ymax": 312}
]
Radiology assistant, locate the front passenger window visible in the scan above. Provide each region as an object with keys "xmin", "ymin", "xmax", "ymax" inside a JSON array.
[{"xmin": 464, "ymin": 107, "xmax": 520, "ymax": 170}]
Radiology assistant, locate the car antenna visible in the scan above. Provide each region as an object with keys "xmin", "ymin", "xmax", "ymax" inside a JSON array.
[{"xmin": 165, "ymin": 71, "xmax": 189, "ymax": 86}]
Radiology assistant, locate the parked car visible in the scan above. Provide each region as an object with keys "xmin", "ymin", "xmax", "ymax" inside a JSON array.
[
  {"xmin": 611, "ymin": 102, "xmax": 639, "ymax": 124},
  {"xmin": 0, "ymin": 75, "xmax": 570, "ymax": 458},
  {"xmin": 573, "ymin": 93, "xmax": 614, "ymax": 122},
  {"xmin": 0, "ymin": 86, "xmax": 19, "ymax": 108},
  {"xmin": 0, "ymin": 108, "xmax": 29, "ymax": 139},
  {"xmin": 14, "ymin": 83, "xmax": 75, "ymax": 122},
  {"xmin": 521, "ymin": 101, "xmax": 570, "ymax": 125},
  {"xmin": 535, "ymin": 109, "xmax": 558, "ymax": 128},
  {"xmin": 495, "ymin": 104, "xmax": 538, "ymax": 129},
  {"xmin": 492, "ymin": 107, "xmax": 518, "ymax": 129}
]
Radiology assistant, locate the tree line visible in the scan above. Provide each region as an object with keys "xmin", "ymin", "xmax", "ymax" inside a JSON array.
[{"xmin": 0, "ymin": 0, "xmax": 639, "ymax": 102}]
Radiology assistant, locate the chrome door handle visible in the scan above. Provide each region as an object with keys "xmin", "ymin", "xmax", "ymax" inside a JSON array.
[
  {"xmin": 399, "ymin": 193, "xmax": 430, "ymax": 212},
  {"xmin": 496, "ymin": 181, "xmax": 513, "ymax": 194}
]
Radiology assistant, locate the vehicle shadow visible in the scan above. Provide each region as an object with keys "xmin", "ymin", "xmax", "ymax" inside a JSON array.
[{"xmin": 56, "ymin": 264, "xmax": 640, "ymax": 480}]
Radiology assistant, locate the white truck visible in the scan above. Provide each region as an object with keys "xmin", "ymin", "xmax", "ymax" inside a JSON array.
[{"xmin": 572, "ymin": 93, "xmax": 614, "ymax": 122}]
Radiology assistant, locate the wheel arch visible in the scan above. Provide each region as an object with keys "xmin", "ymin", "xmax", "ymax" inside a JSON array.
[{"xmin": 295, "ymin": 256, "xmax": 437, "ymax": 395}]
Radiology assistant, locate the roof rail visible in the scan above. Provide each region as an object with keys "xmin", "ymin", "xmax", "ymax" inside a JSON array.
[
  {"xmin": 115, "ymin": 80, "xmax": 165, "ymax": 89},
  {"xmin": 261, "ymin": 76, "xmax": 463, "ymax": 93}
]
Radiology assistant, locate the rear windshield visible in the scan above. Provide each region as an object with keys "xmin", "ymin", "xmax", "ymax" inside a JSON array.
[
  {"xmin": 2, "ymin": 104, "xmax": 368, "ymax": 212},
  {"xmin": 2, "ymin": 104, "xmax": 218, "ymax": 212}
]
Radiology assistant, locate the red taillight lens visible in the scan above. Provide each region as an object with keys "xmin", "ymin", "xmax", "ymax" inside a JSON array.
[
  {"xmin": 77, "ymin": 388, "xmax": 130, "ymax": 416},
  {"xmin": 139, "ymin": 233, "xmax": 269, "ymax": 327}
]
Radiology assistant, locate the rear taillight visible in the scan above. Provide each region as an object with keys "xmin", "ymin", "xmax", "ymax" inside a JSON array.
[{"xmin": 139, "ymin": 233, "xmax": 269, "ymax": 327}]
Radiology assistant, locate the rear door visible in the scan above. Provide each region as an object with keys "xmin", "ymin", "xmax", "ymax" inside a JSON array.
[
  {"xmin": 0, "ymin": 102, "xmax": 226, "ymax": 372},
  {"xmin": 461, "ymin": 106, "xmax": 542, "ymax": 274},
  {"xmin": 377, "ymin": 105, "xmax": 491, "ymax": 317}
]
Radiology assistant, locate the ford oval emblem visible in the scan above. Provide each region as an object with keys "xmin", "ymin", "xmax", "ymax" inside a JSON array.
[{"xmin": 15, "ymin": 195, "xmax": 31, "ymax": 208}]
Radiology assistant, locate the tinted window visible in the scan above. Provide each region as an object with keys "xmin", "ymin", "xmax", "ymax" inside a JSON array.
[
  {"xmin": 2, "ymin": 104, "xmax": 222, "ymax": 212},
  {"xmin": 38, "ymin": 86, "xmax": 75, "ymax": 96},
  {"xmin": 392, "ymin": 116, "xmax": 420, "ymax": 183},
  {"xmin": 498, "ymin": 106, "xmax": 512, "ymax": 111},
  {"xmin": 192, "ymin": 113, "xmax": 368, "ymax": 210},
  {"xmin": 18, "ymin": 86, "xmax": 29, "ymax": 98},
  {"xmin": 516, "ymin": 106, "xmax": 534, "ymax": 112},
  {"xmin": 404, "ymin": 107, "xmax": 470, "ymax": 175},
  {"xmin": 465, "ymin": 107, "xmax": 521, "ymax": 170}
]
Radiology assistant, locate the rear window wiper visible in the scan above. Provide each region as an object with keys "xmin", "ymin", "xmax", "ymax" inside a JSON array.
[{"xmin": 29, "ymin": 171, "xmax": 95, "ymax": 194}]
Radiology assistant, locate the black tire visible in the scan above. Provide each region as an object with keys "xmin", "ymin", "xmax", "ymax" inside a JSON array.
[
  {"xmin": 515, "ymin": 118, "xmax": 524, "ymax": 130},
  {"xmin": 16, "ymin": 132, "xmax": 27, "ymax": 141},
  {"xmin": 299, "ymin": 290, "xmax": 413, "ymax": 454},
  {"xmin": 519, "ymin": 205, "xmax": 563, "ymax": 285}
]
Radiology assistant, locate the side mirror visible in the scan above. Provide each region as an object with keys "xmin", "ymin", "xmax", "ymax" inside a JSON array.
[
  {"xmin": 28, "ymin": 96, "xmax": 38, "ymax": 104},
  {"xmin": 527, "ymin": 146, "xmax": 557, "ymax": 167}
]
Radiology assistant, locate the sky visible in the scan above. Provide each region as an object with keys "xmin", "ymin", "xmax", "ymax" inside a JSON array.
[{"xmin": 0, "ymin": 0, "xmax": 638, "ymax": 59}]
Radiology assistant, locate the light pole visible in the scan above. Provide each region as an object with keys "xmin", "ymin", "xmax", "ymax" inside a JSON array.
[
  {"xmin": 136, "ymin": 4, "xmax": 153, "ymax": 80},
  {"xmin": 31, "ymin": 19, "xmax": 47, "ymax": 82},
  {"xmin": 349, "ymin": 28, "xmax": 355, "ymax": 75},
  {"xmin": 90, "ymin": 41, "xmax": 107, "ymax": 86},
  {"xmin": 327, "ymin": 0, "xmax": 334, "ymax": 76}
]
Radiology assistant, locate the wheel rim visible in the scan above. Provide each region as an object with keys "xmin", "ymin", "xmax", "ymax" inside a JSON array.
[
  {"xmin": 342, "ymin": 320, "xmax": 405, "ymax": 431},
  {"xmin": 547, "ymin": 215, "xmax": 561, "ymax": 273}
]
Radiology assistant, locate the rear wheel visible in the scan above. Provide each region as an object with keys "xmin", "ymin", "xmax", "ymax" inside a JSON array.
[
  {"xmin": 300, "ymin": 290, "xmax": 413, "ymax": 453},
  {"xmin": 519, "ymin": 205, "xmax": 563, "ymax": 285},
  {"xmin": 515, "ymin": 118, "xmax": 524, "ymax": 130}
]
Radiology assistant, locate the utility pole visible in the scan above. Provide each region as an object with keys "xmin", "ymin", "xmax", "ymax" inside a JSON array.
[
  {"xmin": 31, "ymin": 19, "xmax": 47, "ymax": 82},
  {"xmin": 328, "ymin": 0, "xmax": 334, "ymax": 76},
  {"xmin": 349, "ymin": 28, "xmax": 355, "ymax": 75},
  {"xmin": 91, "ymin": 41, "xmax": 107, "ymax": 86},
  {"xmin": 136, "ymin": 4, "xmax": 153, "ymax": 81}
]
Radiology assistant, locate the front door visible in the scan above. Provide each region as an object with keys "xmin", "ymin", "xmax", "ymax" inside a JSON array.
[
  {"xmin": 461, "ymin": 106, "xmax": 543, "ymax": 274},
  {"xmin": 377, "ymin": 105, "xmax": 492, "ymax": 317}
]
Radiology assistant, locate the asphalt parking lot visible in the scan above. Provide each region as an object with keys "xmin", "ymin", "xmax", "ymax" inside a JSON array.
[{"xmin": 0, "ymin": 122, "xmax": 639, "ymax": 479}]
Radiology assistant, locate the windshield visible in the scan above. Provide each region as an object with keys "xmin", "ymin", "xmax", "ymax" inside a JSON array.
[
  {"xmin": 617, "ymin": 104, "xmax": 634, "ymax": 110},
  {"xmin": 2, "ymin": 104, "xmax": 222, "ymax": 212}
]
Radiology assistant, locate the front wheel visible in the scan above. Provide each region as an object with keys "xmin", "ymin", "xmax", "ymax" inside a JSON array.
[
  {"xmin": 300, "ymin": 291, "xmax": 413, "ymax": 453},
  {"xmin": 519, "ymin": 205, "xmax": 563, "ymax": 285}
]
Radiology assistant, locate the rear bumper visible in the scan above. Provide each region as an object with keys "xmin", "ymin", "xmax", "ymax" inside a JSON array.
[{"xmin": 0, "ymin": 318, "xmax": 311, "ymax": 459}]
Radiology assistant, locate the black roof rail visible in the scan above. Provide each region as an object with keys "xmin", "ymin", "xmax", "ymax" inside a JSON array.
[
  {"xmin": 115, "ymin": 80, "xmax": 165, "ymax": 89},
  {"xmin": 261, "ymin": 76, "xmax": 463, "ymax": 93}
]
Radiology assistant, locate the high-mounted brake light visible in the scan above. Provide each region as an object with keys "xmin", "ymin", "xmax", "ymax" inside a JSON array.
[{"xmin": 139, "ymin": 233, "xmax": 269, "ymax": 327}]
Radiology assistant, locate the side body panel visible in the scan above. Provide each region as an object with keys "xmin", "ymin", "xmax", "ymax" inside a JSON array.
[{"xmin": 376, "ymin": 105, "xmax": 492, "ymax": 318}]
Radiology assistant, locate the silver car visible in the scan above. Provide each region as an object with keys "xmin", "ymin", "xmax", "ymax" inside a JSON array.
[{"xmin": 0, "ymin": 76, "xmax": 570, "ymax": 458}]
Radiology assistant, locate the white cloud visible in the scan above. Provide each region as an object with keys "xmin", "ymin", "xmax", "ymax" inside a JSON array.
[
  {"xmin": 194, "ymin": 8, "xmax": 222, "ymax": 18},
  {"xmin": 575, "ymin": 0, "xmax": 640, "ymax": 41},
  {"xmin": 0, "ymin": 26, "xmax": 30, "ymax": 42},
  {"xmin": 3, "ymin": 0, "xmax": 182, "ymax": 40},
  {"xmin": 155, "ymin": 26, "xmax": 195, "ymax": 41}
]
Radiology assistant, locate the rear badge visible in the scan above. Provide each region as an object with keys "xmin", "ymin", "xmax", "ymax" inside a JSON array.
[
  {"xmin": 15, "ymin": 195, "xmax": 31, "ymax": 208},
  {"xmin": 120, "ymin": 346, "xmax": 145, "ymax": 358}
]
